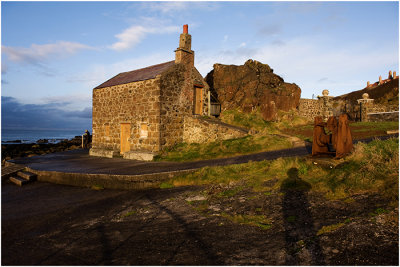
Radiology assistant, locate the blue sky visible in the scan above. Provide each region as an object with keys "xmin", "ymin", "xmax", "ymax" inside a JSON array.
[{"xmin": 1, "ymin": 1, "xmax": 399, "ymax": 130}]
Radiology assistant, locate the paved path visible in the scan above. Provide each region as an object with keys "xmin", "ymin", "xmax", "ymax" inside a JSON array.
[
  {"xmin": 8, "ymin": 134, "xmax": 397, "ymax": 176},
  {"xmin": 9, "ymin": 146, "xmax": 312, "ymax": 175}
]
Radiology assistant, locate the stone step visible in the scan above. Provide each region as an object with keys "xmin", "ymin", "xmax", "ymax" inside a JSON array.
[
  {"xmin": 1, "ymin": 164, "xmax": 26, "ymax": 183},
  {"xmin": 9, "ymin": 176, "xmax": 30, "ymax": 186},
  {"xmin": 17, "ymin": 171, "xmax": 37, "ymax": 181}
]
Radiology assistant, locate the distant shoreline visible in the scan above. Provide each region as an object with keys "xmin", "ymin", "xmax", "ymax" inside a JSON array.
[
  {"xmin": 2, "ymin": 136, "xmax": 87, "ymax": 165},
  {"xmin": 2, "ymin": 136, "xmax": 81, "ymax": 145}
]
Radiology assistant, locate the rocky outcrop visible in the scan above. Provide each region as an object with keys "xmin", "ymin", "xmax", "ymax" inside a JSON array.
[{"xmin": 205, "ymin": 59, "xmax": 301, "ymax": 121}]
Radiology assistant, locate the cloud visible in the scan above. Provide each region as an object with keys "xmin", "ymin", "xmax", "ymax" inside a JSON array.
[
  {"xmin": 110, "ymin": 24, "xmax": 179, "ymax": 51},
  {"xmin": 143, "ymin": 1, "xmax": 189, "ymax": 14},
  {"xmin": 1, "ymin": 62, "xmax": 7, "ymax": 74},
  {"xmin": 141, "ymin": 1, "xmax": 219, "ymax": 14},
  {"xmin": 2, "ymin": 41, "xmax": 93, "ymax": 66},
  {"xmin": 1, "ymin": 96, "xmax": 92, "ymax": 130},
  {"xmin": 258, "ymin": 24, "xmax": 282, "ymax": 36}
]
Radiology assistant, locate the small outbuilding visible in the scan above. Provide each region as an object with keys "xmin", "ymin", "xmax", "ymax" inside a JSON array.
[{"xmin": 90, "ymin": 25, "xmax": 212, "ymax": 160}]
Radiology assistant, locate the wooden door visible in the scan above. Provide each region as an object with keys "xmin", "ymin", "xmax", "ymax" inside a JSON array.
[
  {"xmin": 194, "ymin": 87, "xmax": 203, "ymax": 115},
  {"xmin": 120, "ymin": 123, "xmax": 130, "ymax": 154}
]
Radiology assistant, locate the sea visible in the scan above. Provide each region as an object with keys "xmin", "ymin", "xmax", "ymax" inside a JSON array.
[{"xmin": 1, "ymin": 128, "xmax": 86, "ymax": 144}]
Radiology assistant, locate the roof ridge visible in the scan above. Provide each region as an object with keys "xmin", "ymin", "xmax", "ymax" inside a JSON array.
[{"xmin": 94, "ymin": 60, "xmax": 175, "ymax": 89}]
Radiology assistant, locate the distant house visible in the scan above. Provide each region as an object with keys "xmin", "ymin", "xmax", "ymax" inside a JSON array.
[{"xmin": 90, "ymin": 25, "xmax": 212, "ymax": 160}]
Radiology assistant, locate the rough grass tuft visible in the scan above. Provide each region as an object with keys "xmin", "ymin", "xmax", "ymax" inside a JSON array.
[{"xmin": 162, "ymin": 138, "xmax": 398, "ymax": 204}]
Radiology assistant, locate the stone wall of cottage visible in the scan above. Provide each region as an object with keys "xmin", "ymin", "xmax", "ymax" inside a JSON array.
[
  {"xmin": 159, "ymin": 64, "xmax": 210, "ymax": 148},
  {"xmin": 183, "ymin": 116, "xmax": 248, "ymax": 144},
  {"xmin": 92, "ymin": 78, "xmax": 161, "ymax": 153},
  {"xmin": 159, "ymin": 64, "xmax": 190, "ymax": 148}
]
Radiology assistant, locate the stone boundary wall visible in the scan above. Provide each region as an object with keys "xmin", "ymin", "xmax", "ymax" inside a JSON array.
[
  {"xmin": 183, "ymin": 116, "xmax": 248, "ymax": 144},
  {"xmin": 299, "ymin": 96, "xmax": 398, "ymax": 122},
  {"xmin": 367, "ymin": 111, "xmax": 399, "ymax": 122},
  {"xmin": 26, "ymin": 167, "xmax": 196, "ymax": 190},
  {"xmin": 298, "ymin": 99, "xmax": 323, "ymax": 120}
]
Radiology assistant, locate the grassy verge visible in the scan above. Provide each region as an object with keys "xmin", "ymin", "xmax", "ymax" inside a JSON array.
[
  {"xmin": 154, "ymin": 134, "xmax": 292, "ymax": 162},
  {"xmin": 155, "ymin": 109, "xmax": 310, "ymax": 162},
  {"xmin": 160, "ymin": 137, "xmax": 399, "ymax": 204}
]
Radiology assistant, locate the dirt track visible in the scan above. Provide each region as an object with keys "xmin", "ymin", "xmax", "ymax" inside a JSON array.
[{"xmin": 2, "ymin": 180, "xmax": 398, "ymax": 265}]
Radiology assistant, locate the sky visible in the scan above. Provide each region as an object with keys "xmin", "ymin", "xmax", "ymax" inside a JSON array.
[{"xmin": 1, "ymin": 1, "xmax": 399, "ymax": 130}]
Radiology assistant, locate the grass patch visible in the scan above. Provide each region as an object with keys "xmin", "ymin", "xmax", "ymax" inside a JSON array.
[
  {"xmin": 286, "ymin": 215, "xmax": 296, "ymax": 223},
  {"xmin": 161, "ymin": 138, "xmax": 398, "ymax": 204},
  {"xmin": 221, "ymin": 213, "xmax": 272, "ymax": 230},
  {"xmin": 123, "ymin": 210, "xmax": 137, "ymax": 217},
  {"xmin": 159, "ymin": 182, "xmax": 174, "ymax": 189},
  {"xmin": 154, "ymin": 134, "xmax": 292, "ymax": 162},
  {"xmin": 219, "ymin": 108, "xmax": 277, "ymax": 132},
  {"xmin": 317, "ymin": 222, "xmax": 345, "ymax": 236},
  {"xmin": 91, "ymin": 184, "xmax": 104, "ymax": 190},
  {"xmin": 218, "ymin": 187, "xmax": 243, "ymax": 198},
  {"xmin": 350, "ymin": 121, "xmax": 399, "ymax": 132},
  {"xmin": 369, "ymin": 207, "xmax": 389, "ymax": 217}
]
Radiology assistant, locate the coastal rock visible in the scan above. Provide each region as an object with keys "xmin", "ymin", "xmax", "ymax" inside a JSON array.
[{"xmin": 205, "ymin": 59, "xmax": 301, "ymax": 121}]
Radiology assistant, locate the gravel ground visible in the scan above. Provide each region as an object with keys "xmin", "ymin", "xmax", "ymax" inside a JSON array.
[{"xmin": 2, "ymin": 181, "xmax": 398, "ymax": 265}]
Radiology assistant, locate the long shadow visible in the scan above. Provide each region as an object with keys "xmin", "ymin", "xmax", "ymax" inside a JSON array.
[
  {"xmin": 280, "ymin": 168, "xmax": 325, "ymax": 265},
  {"xmin": 145, "ymin": 193, "xmax": 223, "ymax": 265}
]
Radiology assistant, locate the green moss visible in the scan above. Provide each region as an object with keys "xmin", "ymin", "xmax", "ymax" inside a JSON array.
[
  {"xmin": 221, "ymin": 213, "xmax": 272, "ymax": 230},
  {"xmin": 317, "ymin": 222, "xmax": 345, "ymax": 235},
  {"xmin": 123, "ymin": 210, "xmax": 137, "ymax": 217},
  {"xmin": 160, "ymin": 182, "xmax": 174, "ymax": 189}
]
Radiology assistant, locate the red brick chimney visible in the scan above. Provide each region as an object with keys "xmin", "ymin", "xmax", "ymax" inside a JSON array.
[{"xmin": 175, "ymin": 24, "xmax": 194, "ymax": 67}]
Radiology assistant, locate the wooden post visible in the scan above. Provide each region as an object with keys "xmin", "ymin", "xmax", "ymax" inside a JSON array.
[{"xmin": 208, "ymin": 90, "xmax": 211, "ymax": 116}]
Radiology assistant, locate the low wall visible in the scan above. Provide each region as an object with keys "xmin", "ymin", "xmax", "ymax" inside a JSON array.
[
  {"xmin": 367, "ymin": 111, "xmax": 399, "ymax": 122},
  {"xmin": 183, "ymin": 116, "xmax": 248, "ymax": 144},
  {"xmin": 26, "ymin": 167, "xmax": 196, "ymax": 190},
  {"xmin": 298, "ymin": 99, "xmax": 323, "ymax": 120}
]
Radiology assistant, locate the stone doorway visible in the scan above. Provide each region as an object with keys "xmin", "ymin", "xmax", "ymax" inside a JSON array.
[
  {"xmin": 194, "ymin": 86, "xmax": 203, "ymax": 115},
  {"xmin": 120, "ymin": 123, "xmax": 131, "ymax": 155}
]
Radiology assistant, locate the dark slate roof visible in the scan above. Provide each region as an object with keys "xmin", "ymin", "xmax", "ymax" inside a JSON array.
[{"xmin": 94, "ymin": 60, "xmax": 175, "ymax": 89}]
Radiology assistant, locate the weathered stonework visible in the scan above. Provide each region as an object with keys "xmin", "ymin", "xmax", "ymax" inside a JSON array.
[
  {"xmin": 92, "ymin": 77, "xmax": 162, "ymax": 153},
  {"xmin": 91, "ymin": 25, "xmax": 212, "ymax": 160},
  {"xmin": 299, "ymin": 89, "xmax": 398, "ymax": 122},
  {"xmin": 298, "ymin": 99, "xmax": 324, "ymax": 120},
  {"xmin": 367, "ymin": 111, "xmax": 399, "ymax": 122},
  {"xmin": 183, "ymin": 116, "xmax": 248, "ymax": 144}
]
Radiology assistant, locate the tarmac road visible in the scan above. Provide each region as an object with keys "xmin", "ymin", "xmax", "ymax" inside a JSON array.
[
  {"xmin": 8, "ymin": 134, "xmax": 397, "ymax": 176},
  {"xmin": 2, "ymin": 134, "xmax": 398, "ymax": 265}
]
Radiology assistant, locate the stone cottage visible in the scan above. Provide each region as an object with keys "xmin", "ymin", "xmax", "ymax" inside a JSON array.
[{"xmin": 90, "ymin": 25, "xmax": 247, "ymax": 160}]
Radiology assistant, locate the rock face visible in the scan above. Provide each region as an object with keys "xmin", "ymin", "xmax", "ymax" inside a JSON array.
[{"xmin": 206, "ymin": 59, "xmax": 301, "ymax": 121}]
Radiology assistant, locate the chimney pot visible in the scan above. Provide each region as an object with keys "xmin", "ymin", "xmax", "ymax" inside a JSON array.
[{"xmin": 183, "ymin": 24, "xmax": 188, "ymax": 34}]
